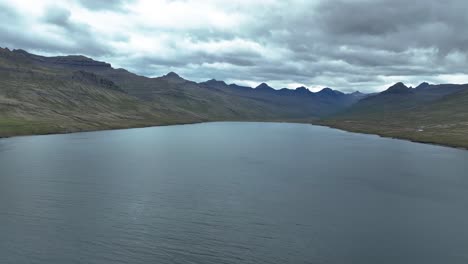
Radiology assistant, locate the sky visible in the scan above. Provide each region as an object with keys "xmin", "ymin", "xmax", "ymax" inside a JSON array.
[{"xmin": 1, "ymin": 0, "xmax": 468, "ymax": 92}]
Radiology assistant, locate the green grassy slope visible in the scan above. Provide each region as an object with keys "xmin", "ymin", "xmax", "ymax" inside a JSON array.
[{"xmin": 0, "ymin": 49, "xmax": 202, "ymax": 137}]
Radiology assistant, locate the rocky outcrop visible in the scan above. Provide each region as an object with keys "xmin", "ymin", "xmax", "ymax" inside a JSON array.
[{"xmin": 71, "ymin": 71, "xmax": 123, "ymax": 92}]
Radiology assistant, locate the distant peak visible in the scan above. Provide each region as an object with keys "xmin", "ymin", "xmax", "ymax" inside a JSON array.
[
  {"xmin": 349, "ymin": 91, "xmax": 368, "ymax": 98},
  {"xmin": 415, "ymin": 82, "xmax": 430, "ymax": 89},
  {"xmin": 201, "ymin": 79, "xmax": 227, "ymax": 87},
  {"xmin": 12, "ymin": 49, "xmax": 31, "ymax": 56},
  {"xmin": 383, "ymin": 82, "xmax": 411, "ymax": 94},
  {"xmin": 295, "ymin": 86, "xmax": 311, "ymax": 94},
  {"xmin": 208, "ymin": 79, "xmax": 226, "ymax": 84},
  {"xmin": 165, "ymin": 71, "xmax": 181, "ymax": 78},
  {"xmin": 316, "ymin": 87, "xmax": 345, "ymax": 97},
  {"xmin": 319, "ymin": 87, "xmax": 333, "ymax": 93},
  {"xmin": 391, "ymin": 82, "xmax": 408, "ymax": 89},
  {"xmin": 256, "ymin": 83, "xmax": 274, "ymax": 90},
  {"xmin": 228, "ymin": 83, "xmax": 251, "ymax": 90}
]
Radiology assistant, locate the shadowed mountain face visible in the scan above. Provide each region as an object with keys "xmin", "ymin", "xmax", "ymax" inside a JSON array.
[
  {"xmin": 381, "ymin": 82, "xmax": 412, "ymax": 95},
  {"xmin": 321, "ymin": 82, "xmax": 468, "ymax": 148},
  {"xmin": 0, "ymin": 47, "xmax": 362, "ymax": 137},
  {"xmin": 255, "ymin": 83, "xmax": 276, "ymax": 92},
  {"xmin": 198, "ymin": 79, "xmax": 362, "ymax": 118},
  {"xmin": 331, "ymin": 82, "xmax": 468, "ymax": 116}
]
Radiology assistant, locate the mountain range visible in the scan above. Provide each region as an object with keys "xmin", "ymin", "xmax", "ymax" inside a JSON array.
[
  {"xmin": 1, "ymin": 47, "xmax": 467, "ymax": 148},
  {"xmin": 320, "ymin": 82, "xmax": 468, "ymax": 148}
]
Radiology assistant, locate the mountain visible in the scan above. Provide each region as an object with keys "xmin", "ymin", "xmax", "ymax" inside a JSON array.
[
  {"xmin": 255, "ymin": 83, "xmax": 275, "ymax": 92},
  {"xmin": 381, "ymin": 82, "xmax": 412, "ymax": 94},
  {"xmin": 0, "ymin": 47, "xmax": 362, "ymax": 137},
  {"xmin": 199, "ymin": 79, "xmax": 362, "ymax": 118},
  {"xmin": 3, "ymin": 47, "xmax": 467, "ymax": 148},
  {"xmin": 415, "ymin": 82, "xmax": 430, "ymax": 89},
  {"xmin": 349, "ymin": 91, "xmax": 368, "ymax": 100},
  {"xmin": 293, "ymin": 86, "xmax": 312, "ymax": 95},
  {"xmin": 0, "ymin": 48, "xmax": 175, "ymax": 137},
  {"xmin": 320, "ymin": 82, "xmax": 468, "ymax": 148}
]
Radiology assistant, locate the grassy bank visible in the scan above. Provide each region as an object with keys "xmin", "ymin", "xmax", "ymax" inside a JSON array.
[
  {"xmin": 2, "ymin": 116, "xmax": 467, "ymax": 151},
  {"xmin": 317, "ymin": 120, "xmax": 468, "ymax": 149}
]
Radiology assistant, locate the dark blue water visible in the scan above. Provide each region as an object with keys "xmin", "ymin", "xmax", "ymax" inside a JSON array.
[{"xmin": 1, "ymin": 122, "xmax": 468, "ymax": 264}]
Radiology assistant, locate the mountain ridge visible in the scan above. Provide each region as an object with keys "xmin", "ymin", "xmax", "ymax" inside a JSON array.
[
  {"xmin": 3, "ymin": 47, "xmax": 364, "ymax": 96},
  {"xmin": 1, "ymin": 47, "xmax": 468, "ymax": 148},
  {"xmin": 320, "ymin": 81, "xmax": 468, "ymax": 148},
  {"xmin": 0, "ymin": 47, "xmax": 361, "ymax": 138}
]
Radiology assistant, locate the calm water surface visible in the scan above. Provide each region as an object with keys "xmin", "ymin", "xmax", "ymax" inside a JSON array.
[{"xmin": 1, "ymin": 122, "xmax": 468, "ymax": 264}]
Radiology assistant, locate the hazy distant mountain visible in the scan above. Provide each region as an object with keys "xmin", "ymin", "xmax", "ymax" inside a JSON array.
[
  {"xmin": 199, "ymin": 78, "xmax": 362, "ymax": 117},
  {"xmin": 255, "ymin": 83, "xmax": 275, "ymax": 92},
  {"xmin": 381, "ymin": 82, "xmax": 412, "ymax": 95}
]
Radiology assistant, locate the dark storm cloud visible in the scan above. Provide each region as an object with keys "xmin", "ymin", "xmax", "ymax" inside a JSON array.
[
  {"xmin": 43, "ymin": 6, "xmax": 71, "ymax": 26},
  {"xmin": 0, "ymin": 2, "xmax": 109, "ymax": 56},
  {"xmin": 313, "ymin": 0, "xmax": 468, "ymax": 54},
  {"xmin": 0, "ymin": 2, "xmax": 16, "ymax": 20},
  {"xmin": 253, "ymin": 0, "xmax": 468, "ymax": 90},
  {"xmin": 137, "ymin": 48, "xmax": 259, "ymax": 68},
  {"xmin": 41, "ymin": 6, "xmax": 110, "ymax": 55},
  {"xmin": 75, "ymin": 0, "xmax": 130, "ymax": 11},
  {"xmin": 0, "ymin": 2, "xmax": 67, "ymax": 52}
]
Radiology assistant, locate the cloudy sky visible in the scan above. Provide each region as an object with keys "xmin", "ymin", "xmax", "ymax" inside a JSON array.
[{"xmin": 1, "ymin": 0, "xmax": 468, "ymax": 92}]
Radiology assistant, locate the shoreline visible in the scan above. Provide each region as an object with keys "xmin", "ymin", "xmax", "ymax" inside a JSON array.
[
  {"xmin": 1, "ymin": 120, "xmax": 467, "ymax": 151},
  {"xmin": 0, "ymin": 120, "xmax": 208, "ymax": 140},
  {"xmin": 313, "ymin": 122, "xmax": 468, "ymax": 151}
]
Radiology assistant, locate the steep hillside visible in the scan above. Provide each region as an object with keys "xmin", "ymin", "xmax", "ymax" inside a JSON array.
[
  {"xmin": 321, "ymin": 82, "xmax": 468, "ymax": 148},
  {"xmin": 0, "ymin": 48, "xmax": 200, "ymax": 137}
]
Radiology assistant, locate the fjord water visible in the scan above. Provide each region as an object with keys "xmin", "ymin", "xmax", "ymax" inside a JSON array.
[{"xmin": 1, "ymin": 122, "xmax": 468, "ymax": 264}]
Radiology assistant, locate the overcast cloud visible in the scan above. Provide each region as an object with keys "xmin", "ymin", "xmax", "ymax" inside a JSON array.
[{"xmin": 1, "ymin": 0, "xmax": 467, "ymax": 92}]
